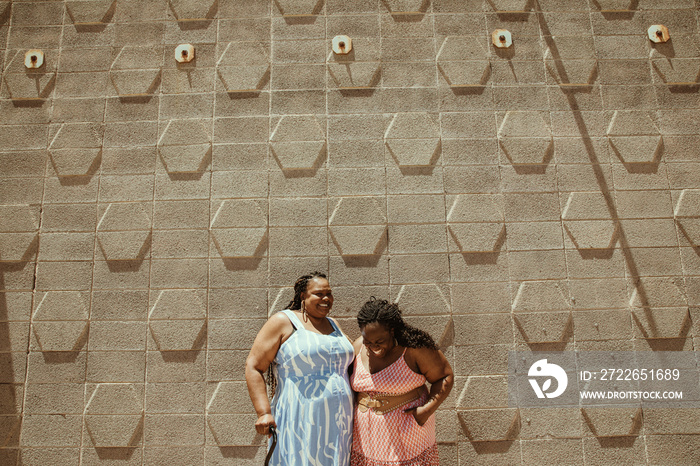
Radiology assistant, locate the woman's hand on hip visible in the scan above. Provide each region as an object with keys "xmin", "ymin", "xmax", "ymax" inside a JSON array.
[
  {"xmin": 404, "ymin": 405, "xmax": 430, "ymax": 426},
  {"xmin": 255, "ymin": 414, "xmax": 277, "ymax": 437}
]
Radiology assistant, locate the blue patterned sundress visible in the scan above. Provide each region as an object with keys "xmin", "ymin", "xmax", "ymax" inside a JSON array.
[{"xmin": 269, "ymin": 309, "xmax": 355, "ymax": 466}]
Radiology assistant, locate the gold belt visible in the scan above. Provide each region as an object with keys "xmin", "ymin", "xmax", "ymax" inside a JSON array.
[{"xmin": 357, "ymin": 385, "xmax": 427, "ymax": 415}]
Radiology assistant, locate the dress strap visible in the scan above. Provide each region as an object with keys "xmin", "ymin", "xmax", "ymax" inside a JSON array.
[{"xmin": 280, "ymin": 309, "xmax": 302, "ymax": 329}]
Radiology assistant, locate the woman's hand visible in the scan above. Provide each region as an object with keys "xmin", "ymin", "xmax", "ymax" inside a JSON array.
[
  {"xmin": 255, "ymin": 413, "xmax": 277, "ymax": 437},
  {"xmin": 404, "ymin": 405, "xmax": 431, "ymax": 426}
]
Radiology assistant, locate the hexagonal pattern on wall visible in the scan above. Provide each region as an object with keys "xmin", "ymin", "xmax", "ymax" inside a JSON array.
[
  {"xmin": 512, "ymin": 281, "xmax": 571, "ymax": 313},
  {"xmin": 217, "ymin": 42, "xmax": 270, "ymax": 93},
  {"xmin": 437, "ymin": 37, "xmax": 491, "ymax": 87},
  {"xmin": 631, "ymin": 307, "xmax": 690, "ymax": 340},
  {"xmin": 97, "ymin": 203, "xmax": 152, "ymax": 261},
  {"xmin": 498, "ymin": 111, "xmax": 552, "ymax": 166},
  {"xmin": 3, "ymin": 50, "xmax": 56, "ymax": 100},
  {"xmin": 150, "ymin": 289, "xmax": 206, "ymax": 320},
  {"xmin": 607, "ymin": 111, "xmax": 662, "ymax": 165},
  {"xmin": 448, "ymin": 223, "xmax": 504, "ymax": 253},
  {"xmin": 66, "ymin": 0, "xmax": 116, "ymax": 25},
  {"xmin": 487, "ymin": 0, "xmax": 532, "ymax": 13},
  {"xmin": 110, "ymin": 46, "xmax": 162, "ymax": 97},
  {"xmin": 32, "ymin": 291, "xmax": 89, "ymax": 352},
  {"xmin": 651, "ymin": 57, "xmax": 700, "ymax": 86},
  {"xmin": 674, "ymin": 189, "xmax": 700, "ymax": 246},
  {"xmin": 149, "ymin": 291, "xmax": 207, "ymax": 360},
  {"xmin": 329, "ymin": 197, "xmax": 386, "ymax": 256},
  {"xmin": 582, "ymin": 407, "xmax": 642, "ymax": 437},
  {"xmin": 157, "ymin": 119, "xmax": 212, "ymax": 174},
  {"xmin": 169, "ymin": 0, "xmax": 217, "ymax": 21},
  {"xmin": 274, "ymin": 0, "xmax": 324, "ymax": 16},
  {"xmin": 4, "ymin": 71, "xmax": 56, "ymax": 101},
  {"xmin": 149, "ymin": 320, "xmax": 207, "ymax": 351},
  {"xmin": 0, "ymin": 205, "xmax": 39, "ymax": 262},
  {"xmin": 210, "ymin": 199, "xmax": 268, "ymax": 258},
  {"xmin": 514, "ymin": 312, "xmax": 572, "ymax": 344},
  {"xmin": 562, "ymin": 192, "xmax": 617, "ymax": 250},
  {"xmin": 447, "ymin": 195, "xmax": 504, "ymax": 223},
  {"xmin": 382, "ymin": 0, "xmax": 429, "ymax": 14},
  {"xmin": 328, "ymin": 62, "xmax": 381, "ymax": 89},
  {"xmin": 393, "ymin": 284, "xmax": 450, "ymax": 315},
  {"xmin": 593, "ymin": 0, "xmax": 636, "ymax": 12},
  {"xmin": 48, "ymin": 123, "xmax": 104, "ymax": 176},
  {"xmin": 270, "ymin": 115, "xmax": 326, "ymax": 171},
  {"xmin": 458, "ymin": 409, "xmax": 520, "ymax": 442},
  {"xmin": 385, "ymin": 113, "xmax": 440, "ymax": 167},
  {"xmin": 85, "ymin": 384, "xmax": 143, "ymax": 448}
]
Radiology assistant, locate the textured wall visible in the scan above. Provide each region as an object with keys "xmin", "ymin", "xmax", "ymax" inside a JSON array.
[{"xmin": 1, "ymin": 0, "xmax": 700, "ymax": 464}]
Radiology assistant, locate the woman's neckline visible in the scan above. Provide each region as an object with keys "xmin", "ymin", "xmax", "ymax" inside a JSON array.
[
  {"xmin": 287, "ymin": 309, "xmax": 337, "ymax": 336},
  {"xmin": 360, "ymin": 346, "xmax": 406, "ymax": 375}
]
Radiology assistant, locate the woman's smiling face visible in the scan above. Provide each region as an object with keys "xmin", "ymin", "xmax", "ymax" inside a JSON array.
[
  {"xmin": 302, "ymin": 277, "xmax": 333, "ymax": 318},
  {"xmin": 361, "ymin": 322, "xmax": 394, "ymax": 359}
]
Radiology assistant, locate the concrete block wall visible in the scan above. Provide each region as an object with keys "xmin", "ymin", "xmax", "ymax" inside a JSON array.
[{"xmin": 1, "ymin": 0, "xmax": 699, "ymax": 464}]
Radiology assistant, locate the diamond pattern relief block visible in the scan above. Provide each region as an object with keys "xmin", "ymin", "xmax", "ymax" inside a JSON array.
[
  {"xmin": 169, "ymin": 0, "xmax": 217, "ymax": 21},
  {"xmin": 49, "ymin": 123, "xmax": 104, "ymax": 176},
  {"xmin": 32, "ymin": 291, "xmax": 89, "ymax": 352},
  {"xmin": 66, "ymin": 0, "xmax": 116, "ymax": 25},
  {"xmin": 157, "ymin": 120, "xmax": 211, "ymax": 174},
  {"xmin": 270, "ymin": 115, "xmax": 326, "ymax": 171},
  {"xmin": 97, "ymin": 203, "xmax": 152, "ymax": 261},
  {"xmin": 675, "ymin": 189, "xmax": 700, "ymax": 246},
  {"xmin": 275, "ymin": 0, "xmax": 324, "ymax": 16},
  {"xmin": 458, "ymin": 409, "xmax": 520, "ymax": 442},
  {"xmin": 208, "ymin": 382, "xmax": 258, "ymax": 445},
  {"xmin": 448, "ymin": 223, "xmax": 504, "ymax": 253},
  {"xmin": 651, "ymin": 57, "xmax": 700, "ymax": 86},
  {"xmin": 85, "ymin": 384, "xmax": 143, "ymax": 448},
  {"xmin": 110, "ymin": 46, "xmax": 163, "ymax": 97},
  {"xmin": 607, "ymin": 111, "xmax": 662, "ymax": 165},
  {"xmin": 0, "ymin": 205, "xmax": 39, "ymax": 262},
  {"xmin": 385, "ymin": 113, "xmax": 440, "ymax": 167},
  {"xmin": 328, "ymin": 62, "xmax": 381, "ymax": 89},
  {"xmin": 498, "ymin": 112, "xmax": 552, "ymax": 166},
  {"xmin": 562, "ymin": 192, "xmax": 617, "ymax": 250}
]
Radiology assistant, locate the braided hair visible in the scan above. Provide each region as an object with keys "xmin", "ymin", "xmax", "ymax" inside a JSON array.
[
  {"xmin": 357, "ymin": 297, "xmax": 437, "ymax": 350},
  {"xmin": 285, "ymin": 271, "xmax": 328, "ymax": 310},
  {"xmin": 267, "ymin": 271, "xmax": 329, "ymax": 398}
]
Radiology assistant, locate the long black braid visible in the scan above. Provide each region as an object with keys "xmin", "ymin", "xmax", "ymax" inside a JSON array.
[
  {"xmin": 357, "ymin": 297, "xmax": 437, "ymax": 350},
  {"xmin": 267, "ymin": 271, "xmax": 329, "ymax": 398}
]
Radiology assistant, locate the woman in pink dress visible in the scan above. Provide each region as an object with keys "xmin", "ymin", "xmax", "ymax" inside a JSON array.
[{"xmin": 350, "ymin": 298, "xmax": 454, "ymax": 466}]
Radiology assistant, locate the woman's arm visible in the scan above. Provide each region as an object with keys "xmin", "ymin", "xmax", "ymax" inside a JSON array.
[
  {"xmin": 406, "ymin": 347, "xmax": 454, "ymax": 426},
  {"xmin": 245, "ymin": 312, "xmax": 294, "ymax": 436}
]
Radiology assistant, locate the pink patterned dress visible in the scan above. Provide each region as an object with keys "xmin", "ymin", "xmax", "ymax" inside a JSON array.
[{"xmin": 350, "ymin": 349, "xmax": 439, "ymax": 466}]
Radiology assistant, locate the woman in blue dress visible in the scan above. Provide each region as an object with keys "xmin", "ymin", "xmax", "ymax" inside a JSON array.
[{"xmin": 246, "ymin": 272, "xmax": 355, "ymax": 465}]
